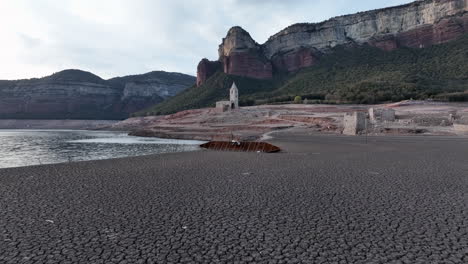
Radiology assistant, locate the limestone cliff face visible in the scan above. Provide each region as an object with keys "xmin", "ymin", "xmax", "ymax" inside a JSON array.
[
  {"xmin": 197, "ymin": 0, "xmax": 468, "ymax": 85},
  {"xmin": 110, "ymin": 71, "xmax": 195, "ymax": 114},
  {"xmin": 263, "ymin": 0, "xmax": 468, "ymax": 56},
  {"xmin": 218, "ymin": 27, "xmax": 273, "ymax": 80},
  {"xmin": 0, "ymin": 70, "xmax": 195, "ymax": 119},
  {"xmin": 218, "ymin": 27, "xmax": 259, "ymax": 58}
]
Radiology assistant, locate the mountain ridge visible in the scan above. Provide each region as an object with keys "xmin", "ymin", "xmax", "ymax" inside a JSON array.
[
  {"xmin": 0, "ymin": 69, "xmax": 195, "ymax": 120},
  {"xmin": 268, "ymin": 0, "xmax": 466, "ymax": 39},
  {"xmin": 197, "ymin": 0, "xmax": 468, "ymax": 85}
]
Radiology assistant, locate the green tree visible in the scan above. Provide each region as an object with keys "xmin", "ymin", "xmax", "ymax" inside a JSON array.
[{"xmin": 294, "ymin": 96, "xmax": 302, "ymax": 104}]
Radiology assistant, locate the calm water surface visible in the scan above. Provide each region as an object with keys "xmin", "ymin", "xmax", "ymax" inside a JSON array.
[{"xmin": 0, "ymin": 130, "xmax": 204, "ymax": 169}]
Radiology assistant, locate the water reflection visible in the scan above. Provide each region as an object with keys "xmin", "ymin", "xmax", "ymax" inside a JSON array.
[{"xmin": 0, "ymin": 130, "xmax": 204, "ymax": 169}]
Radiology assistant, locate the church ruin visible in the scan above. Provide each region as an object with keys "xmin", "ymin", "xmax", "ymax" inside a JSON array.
[
  {"xmin": 343, "ymin": 112, "xmax": 366, "ymax": 135},
  {"xmin": 216, "ymin": 82, "xmax": 239, "ymax": 112}
]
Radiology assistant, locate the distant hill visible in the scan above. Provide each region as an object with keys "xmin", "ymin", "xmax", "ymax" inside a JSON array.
[
  {"xmin": 42, "ymin": 69, "xmax": 108, "ymax": 84},
  {"xmin": 141, "ymin": 34, "xmax": 468, "ymax": 115},
  {"xmin": 0, "ymin": 69, "xmax": 195, "ymax": 120}
]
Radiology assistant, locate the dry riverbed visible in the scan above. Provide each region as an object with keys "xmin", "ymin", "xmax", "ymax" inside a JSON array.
[{"xmin": 2, "ymin": 132, "xmax": 468, "ymax": 263}]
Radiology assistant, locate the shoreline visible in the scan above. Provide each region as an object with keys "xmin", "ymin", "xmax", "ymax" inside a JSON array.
[
  {"xmin": 0, "ymin": 119, "xmax": 119, "ymax": 130},
  {"xmin": 3, "ymin": 130, "xmax": 468, "ymax": 171},
  {"xmin": 0, "ymin": 129, "xmax": 204, "ymax": 170},
  {"xmin": 109, "ymin": 101, "xmax": 468, "ymax": 141},
  {"xmin": 2, "ymin": 99, "xmax": 468, "ymax": 142}
]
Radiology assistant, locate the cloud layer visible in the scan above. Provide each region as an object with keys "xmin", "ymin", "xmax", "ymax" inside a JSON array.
[{"xmin": 0, "ymin": 0, "xmax": 412, "ymax": 80}]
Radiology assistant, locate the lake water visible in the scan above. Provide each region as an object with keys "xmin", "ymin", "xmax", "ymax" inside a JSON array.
[{"xmin": 0, "ymin": 130, "xmax": 205, "ymax": 169}]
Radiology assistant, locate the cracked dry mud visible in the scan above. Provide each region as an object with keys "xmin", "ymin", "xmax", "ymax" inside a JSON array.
[{"xmin": 1, "ymin": 133, "xmax": 468, "ymax": 263}]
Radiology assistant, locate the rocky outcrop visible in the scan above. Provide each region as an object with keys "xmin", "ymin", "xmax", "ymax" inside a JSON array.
[
  {"xmin": 271, "ymin": 48, "xmax": 320, "ymax": 73},
  {"xmin": 197, "ymin": 0, "xmax": 468, "ymax": 85},
  {"xmin": 0, "ymin": 70, "xmax": 195, "ymax": 119},
  {"xmin": 222, "ymin": 51, "xmax": 272, "ymax": 79},
  {"xmin": 219, "ymin": 27, "xmax": 273, "ymax": 80},
  {"xmin": 109, "ymin": 71, "xmax": 195, "ymax": 114},
  {"xmin": 196, "ymin": 59, "xmax": 222, "ymax": 86},
  {"xmin": 197, "ymin": 27, "xmax": 273, "ymax": 86}
]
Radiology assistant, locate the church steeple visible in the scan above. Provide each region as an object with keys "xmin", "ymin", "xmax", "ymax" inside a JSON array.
[{"xmin": 230, "ymin": 82, "xmax": 239, "ymax": 110}]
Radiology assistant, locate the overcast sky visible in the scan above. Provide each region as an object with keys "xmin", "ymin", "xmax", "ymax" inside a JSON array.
[{"xmin": 0, "ymin": 0, "xmax": 413, "ymax": 80}]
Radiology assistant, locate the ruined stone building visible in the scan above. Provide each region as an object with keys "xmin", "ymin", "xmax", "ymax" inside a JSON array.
[
  {"xmin": 369, "ymin": 108, "xmax": 396, "ymax": 123},
  {"xmin": 343, "ymin": 112, "xmax": 366, "ymax": 136},
  {"xmin": 216, "ymin": 82, "xmax": 239, "ymax": 112}
]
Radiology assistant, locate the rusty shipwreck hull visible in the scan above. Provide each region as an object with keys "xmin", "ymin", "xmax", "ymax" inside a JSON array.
[{"xmin": 200, "ymin": 141, "xmax": 281, "ymax": 153}]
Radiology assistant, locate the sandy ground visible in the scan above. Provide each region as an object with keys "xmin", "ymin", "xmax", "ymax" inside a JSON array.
[
  {"xmin": 1, "ymin": 131, "xmax": 468, "ymax": 263},
  {"xmin": 108, "ymin": 100, "xmax": 468, "ymax": 141}
]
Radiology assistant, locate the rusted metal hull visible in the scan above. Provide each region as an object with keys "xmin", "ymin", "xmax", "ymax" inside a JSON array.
[{"xmin": 200, "ymin": 141, "xmax": 281, "ymax": 153}]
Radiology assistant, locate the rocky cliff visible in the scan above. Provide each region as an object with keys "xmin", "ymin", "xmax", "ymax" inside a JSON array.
[
  {"xmin": 197, "ymin": 0, "xmax": 468, "ymax": 85},
  {"xmin": 0, "ymin": 70, "xmax": 195, "ymax": 119}
]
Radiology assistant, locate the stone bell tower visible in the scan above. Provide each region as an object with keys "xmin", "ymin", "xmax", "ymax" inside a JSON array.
[{"xmin": 230, "ymin": 82, "xmax": 239, "ymax": 110}]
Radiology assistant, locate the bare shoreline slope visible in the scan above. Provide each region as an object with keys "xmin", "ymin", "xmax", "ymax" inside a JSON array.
[{"xmin": 110, "ymin": 101, "xmax": 468, "ymax": 141}]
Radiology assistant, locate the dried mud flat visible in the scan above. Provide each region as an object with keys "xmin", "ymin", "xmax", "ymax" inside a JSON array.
[
  {"xmin": 1, "ymin": 132, "xmax": 468, "ymax": 263},
  {"xmin": 108, "ymin": 101, "xmax": 468, "ymax": 141}
]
